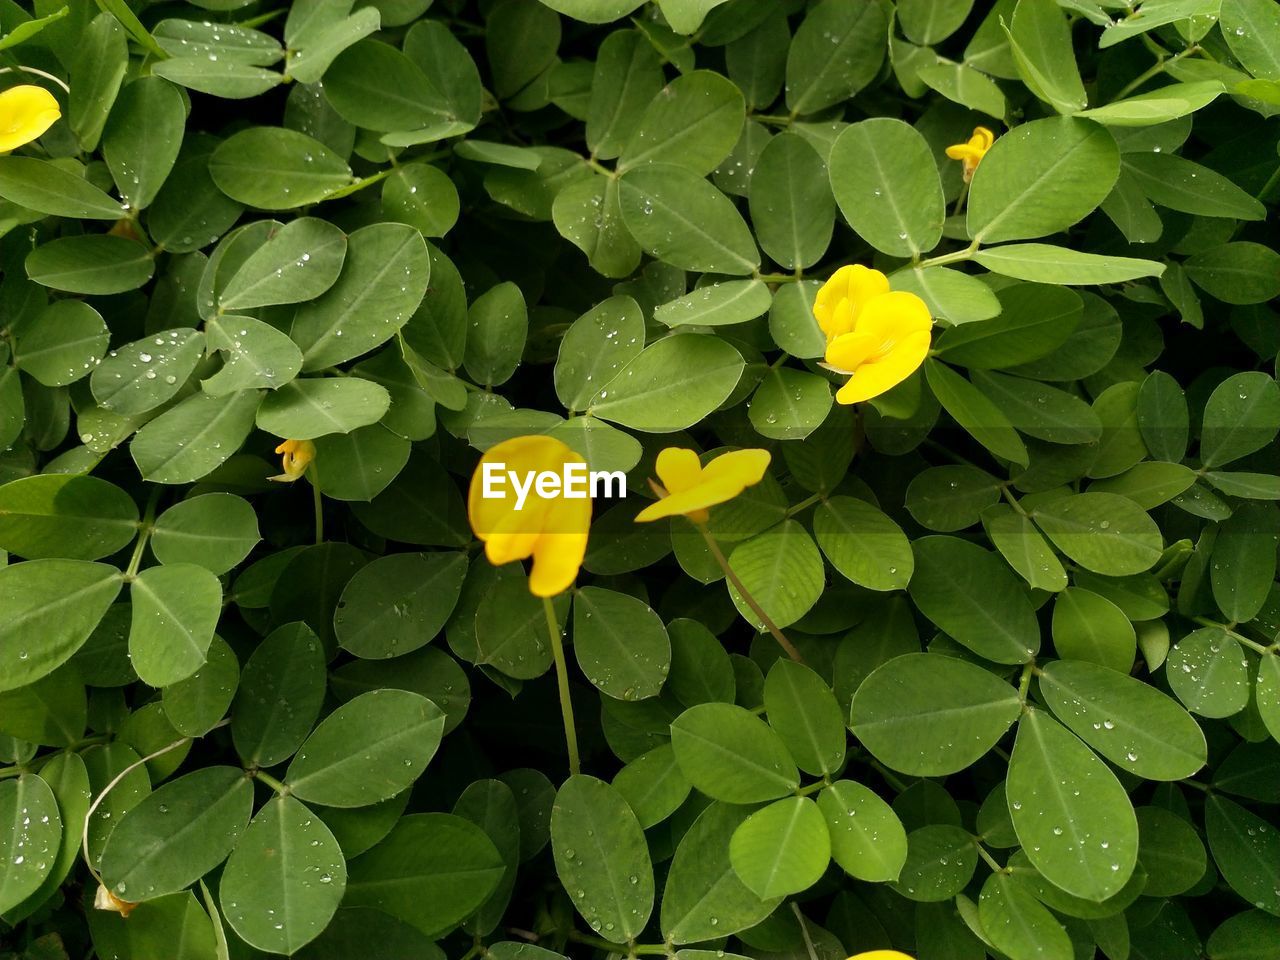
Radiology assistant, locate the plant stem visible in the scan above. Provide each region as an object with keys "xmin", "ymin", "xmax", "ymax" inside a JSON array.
[
  {"xmin": 542, "ymin": 596, "xmax": 581, "ymax": 777},
  {"xmin": 0, "ymin": 65, "xmax": 70, "ymax": 94},
  {"xmin": 952, "ymin": 178, "xmax": 970, "ymax": 217},
  {"xmin": 567, "ymin": 932, "xmax": 670, "ymax": 955},
  {"xmin": 697, "ymin": 523, "xmax": 804, "ymax": 664},
  {"xmin": 1017, "ymin": 662, "xmax": 1036, "ymax": 703},
  {"xmin": 918, "ymin": 240, "xmax": 980, "ymax": 270},
  {"xmin": 1191, "ymin": 616, "xmax": 1275, "ymax": 655},
  {"xmin": 975, "ymin": 841, "xmax": 1006, "ymax": 873},
  {"xmin": 1114, "ymin": 44, "xmax": 1200, "ymax": 100},
  {"xmin": 124, "ymin": 487, "xmax": 162, "ymax": 580},
  {"xmin": 252, "ymin": 770, "xmax": 291, "ymax": 796},
  {"xmin": 785, "ymin": 492, "xmax": 823, "ymax": 517},
  {"xmin": 308, "ymin": 462, "xmax": 324, "ymax": 544}
]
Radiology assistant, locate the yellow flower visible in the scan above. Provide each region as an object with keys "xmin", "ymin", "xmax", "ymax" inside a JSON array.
[
  {"xmin": 634, "ymin": 447, "xmax": 771, "ymax": 524},
  {"xmin": 848, "ymin": 953, "xmax": 915, "ymax": 960},
  {"xmin": 467, "ymin": 435, "xmax": 591, "ymax": 598},
  {"xmin": 270, "ymin": 439, "xmax": 315, "ymax": 482},
  {"xmin": 815, "ymin": 265, "xmax": 933, "ymax": 405},
  {"xmin": 945, "ymin": 125, "xmax": 996, "ymax": 182},
  {"xmin": 0, "ymin": 84, "xmax": 61, "ymax": 153},
  {"xmin": 93, "ymin": 882, "xmax": 138, "ymax": 918}
]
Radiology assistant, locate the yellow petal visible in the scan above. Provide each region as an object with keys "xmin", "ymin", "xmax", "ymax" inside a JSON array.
[
  {"xmin": 699, "ymin": 448, "xmax": 771, "ymax": 488},
  {"xmin": 847, "ymin": 952, "xmax": 916, "ymax": 960},
  {"xmin": 0, "ymin": 84, "xmax": 60, "ymax": 153},
  {"xmin": 468, "ymin": 434, "xmax": 582, "ymax": 540},
  {"xmin": 814, "ymin": 264, "xmax": 888, "ymax": 334},
  {"xmin": 528, "ymin": 530, "xmax": 588, "ymax": 597},
  {"xmin": 825, "ymin": 332, "xmax": 879, "ymax": 373},
  {"xmin": 654, "ymin": 447, "xmax": 703, "ymax": 495},
  {"xmin": 633, "ymin": 475, "xmax": 746, "ymax": 522},
  {"xmin": 974, "ymin": 126, "xmax": 995, "ymax": 149},
  {"xmin": 835, "ymin": 330, "xmax": 931, "ymax": 404},
  {"xmin": 854, "ymin": 291, "xmax": 933, "ymax": 343},
  {"xmin": 945, "ymin": 144, "xmax": 976, "ymax": 160}
]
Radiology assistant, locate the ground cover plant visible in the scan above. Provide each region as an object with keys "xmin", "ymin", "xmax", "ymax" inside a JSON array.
[{"xmin": 0, "ymin": 0, "xmax": 1279, "ymax": 958}]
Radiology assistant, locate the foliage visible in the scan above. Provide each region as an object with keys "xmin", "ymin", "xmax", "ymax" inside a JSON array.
[{"xmin": 0, "ymin": 0, "xmax": 1279, "ymax": 959}]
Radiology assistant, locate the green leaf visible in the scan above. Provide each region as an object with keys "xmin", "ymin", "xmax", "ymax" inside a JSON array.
[
  {"xmin": 161, "ymin": 635, "xmax": 239, "ymax": 738},
  {"xmin": 618, "ymin": 165, "xmax": 759, "ymax": 275},
  {"xmin": 925, "ymin": 359, "xmax": 1029, "ymax": 466},
  {"xmin": 381, "ymin": 162, "xmax": 459, "ymax": 238},
  {"xmin": 1201, "ymin": 372, "xmax": 1280, "ymax": 468},
  {"xmin": 1040, "ymin": 659, "xmax": 1207, "ymax": 781},
  {"xmin": 286, "ymin": 690, "xmax": 444, "ymax": 807},
  {"xmin": 0, "ymin": 560, "xmax": 122, "ymax": 693},
  {"xmin": 749, "ymin": 133, "xmax": 835, "ymax": 269},
  {"xmin": 152, "ymin": 56, "xmax": 283, "ymax": 99},
  {"xmin": 0, "ymin": 474, "xmax": 138, "ymax": 561},
  {"xmin": 103, "ymin": 77, "xmax": 186, "ymax": 210},
  {"xmin": 256, "ymin": 377, "xmax": 390, "ymax": 439},
  {"xmin": 323, "ymin": 39, "xmax": 440, "ymax": 132},
  {"xmin": 670, "ymin": 702, "xmax": 799, "ymax": 803},
  {"xmin": 13, "ymin": 299, "xmax": 110, "ymax": 388},
  {"xmin": 785, "ymin": 0, "xmax": 888, "ymax": 115},
  {"xmin": 661, "ymin": 803, "xmax": 781, "ymax": 944},
  {"xmin": 209, "ymin": 127, "xmax": 352, "ymax": 209},
  {"xmin": 1050, "ymin": 587, "xmax": 1136, "ymax": 673},
  {"xmin": 978, "ymin": 872, "xmax": 1072, "ymax": 960},
  {"xmin": 1123, "ymin": 154, "xmax": 1267, "ymax": 220},
  {"xmin": 1008, "ymin": 0, "xmax": 1087, "ymax": 113},
  {"xmin": 893, "ymin": 824, "xmax": 978, "ymax": 901},
  {"xmin": 551, "ymin": 775, "xmax": 654, "ymax": 942},
  {"xmin": 935, "ymin": 282, "xmax": 1082, "ymax": 370},
  {"xmin": 218, "ymin": 217, "xmax": 346, "ymax": 311},
  {"xmin": 619, "ymin": 70, "xmax": 745, "ymax": 176},
  {"xmin": 0, "ymin": 156, "xmax": 125, "ymax": 219},
  {"xmin": 287, "ymin": 8, "xmax": 382, "ymax": 84},
  {"xmin": 982, "ymin": 503, "xmax": 1069, "ymax": 592},
  {"xmin": 974, "ymin": 243, "xmax": 1165, "ymax": 284},
  {"xmin": 968, "ymin": 118, "xmax": 1117, "ymax": 244},
  {"xmin": 0, "ymin": 775, "xmax": 61, "ymax": 915},
  {"xmin": 335, "ymin": 552, "xmax": 467, "ymax": 659},
  {"xmin": 917, "ymin": 61, "xmax": 1008, "ymax": 119},
  {"xmin": 612, "ymin": 744, "xmax": 691, "ymax": 829},
  {"xmin": 587, "ymin": 334, "xmax": 743, "ymax": 432},
  {"xmin": 26, "ymin": 235, "xmax": 154, "ymax": 295},
  {"xmin": 1212, "ymin": 503, "xmax": 1280, "ymax": 622},
  {"xmin": 1166, "ymin": 627, "xmax": 1251, "ymax": 719},
  {"xmin": 1031, "ymin": 492, "xmax": 1163, "ymax": 575},
  {"xmin": 1206, "ymin": 911, "xmax": 1280, "ymax": 960},
  {"xmin": 656, "ymin": 279, "xmax": 772, "ymax": 329},
  {"xmin": 131, "ymin": 389, "xmax": 261, "ymax": 484},
  {"xmin": 202, "ymin": 315, "xmax": 303, "ymax": 396},
  {"xmin": 906, "ymin": 464, "xmax": 1002, "ymax": 532},
  {"xmin": 91, "ymin": 327, "xmax": 204, "ymax": 415},
  {"xmin": 345, "ymin": 813, "xmax": 504, "ymax": 938},
  {"xmin": 1206, "ymin": 794, "xmax": 1280, "ymax": 916},
  {"xmin": 910, "ymin": 535, "xmax": 1040, "ymax": 663},
  {"xmin": 586, "ymin": 29, "xmax": 663, "ymax": 160},
  {"xmin": 87, "ymin": 891, "xmax": 219, "ymax": 960},
  {"xmin": 727, "ymin": 520, "xmax": 824, "ymax": 629},
  {"xmin": 828, "ymin": 117, "xmax": 944, "ymax": 258},
  {"xmin": 1077, "ymin": 81, "xmax": 1224, "ymax": 125},
  {"xmin": 748, "ymin": 367, "xmax": 832, "ymax": 441},
  {"xmin": 890, "ymin": 266, "xmax": 1002, "ymax": 326},
  {"xmin": 1221, "ymin": 0, "xmax": 1280, "ymax": 79},
  {"xmin": 464, "ymin": 281, "xmax": 528, "ymax": 388},
  {"xmin": 99, "ymin": 766, "xmax": 253, "ymax": 900},
  {"xmin": 813, "ymin": 496, "xmax": 913, "ymax": 592},
  {"xmin": 850, "ymin": 653, "xmax": 1022, "ymax": 776},
  {"xmin": 0, "ymin": 672, "xmax": 85, "ymax": 747},
  {"xmin": 220, "ymin": 796, "xmax": 346, "ymax": 954},
  {"xmin": 552, "ymin": 175, "xmax": 642, "ymax": 279},
  {"xmin": 729, "ymin": 797, "xmax": 830, "ymax": 898},
  {"xmin": 817, "ymin": 780, "xmax": 907, "ymax": 883},
  {"xmin": 973, "ymin": 371, "xmax": 1102, "ymax": 444},
  {"xmin": 1186, "ymin": 242, "xmax": 1280, "ymax": 305},
  {"xmin": 1007, "ymin": 708, "xmax": 1138, "ymax": 902},
  {"xmin": 150, "ymin": 493, "xmax": 260, "ymax": 575},
  {"xmin": 69, "ymin": 13, "xmax": 127, "ymax": 153},
  {"xmin": 231, "ymin": 623, "xmax": 326, "ymax": 768},
  {"xmin": 1136, "ymin": 805, "xmax": 1207, "ymax": 897},
  {"xmin": 573, "ymin": 586, "xmax": 671, "ymax": 701},
  {"xmin": 764, "ymin": 659, "xmax": 846, "ymax": 777},
  {"xmin": 129, "ymin": 562, "xmax": 222, "ymax": 687}
]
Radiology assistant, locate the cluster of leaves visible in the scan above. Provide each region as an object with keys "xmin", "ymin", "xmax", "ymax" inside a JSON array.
[{"xmin": 1, "ymin": 0, "xmax": 1280, "ymax": 959}]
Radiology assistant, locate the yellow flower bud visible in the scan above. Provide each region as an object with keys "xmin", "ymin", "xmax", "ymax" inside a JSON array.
[
  {"xmin": 270, "ymin": 439, "xmax": 316, "ymax": 482},
  {"xmin": 945, "ymin": 125, "xmax": 997, "ymax": 182}
]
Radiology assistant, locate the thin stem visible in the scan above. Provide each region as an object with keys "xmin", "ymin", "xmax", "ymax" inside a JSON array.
[
  {"xmin": 755, "ymin": 272, "xmax": 802, "ymax": 284},
  {"xmin": 0, "ymin": 65, "xmax": 70, "ymax": 94},
  {"xmin": 124, "ymin": 487, "xmax": 162, "ymax": 580},
  {"xmin": 952, "ymin": 178, "xmax": 971, "ymax": 217},
  {"xmin": 999, "ymin": 483, "xmax": 1031, "ymax": 518},
  {"xmin": 0, "ymin": 765, "xmax": 20, "ymax": 778},
  {"xmin": 308, "ymin": 462, "xmax": 324, "ymax": 544},
  {"xmin": 791, "ymin": 902, "xmax": 821, "ymax": 960},
  {"xmin": 697, "ymin": 523, "xmax": 804, "ymax": 664},
  {"xmin": 785, "ymin": 492, "xmax": 823, "ymax": 517},
  {"xmin": 918, "ymin": 240, "xmax": 980, "ymax": 269},
  {"xmin": 252, "ymin": 770, "xmax": 290, "ymax": 796},
  {"xmin": 542, "ymin": 596, "xmax": 581, "ymax": 777},
  {"xmin": 567, "ymin": 932, "xmax": 670, "ymax": 956},
  {"xmin": 1191, "ymin": 616, "xmax": 1274, "ymax": 655},
  {"xmin": 1017, "ymin": 662, "xmax": 1036, "ymax": 703},
  {"xmin": 1114, "ymin": 44, "xmax": 1200, "ymax": 100},
  {"xmin": 82, "ymin": 735, "xmax": 193, "ymax": 886},
  {"xmin": 975, "ymin": 841, "xmax": 1006, "ymax": 874},
  {"xmin": 795, "ymin": 778, "xmax": 830, "ymax": 797}
]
